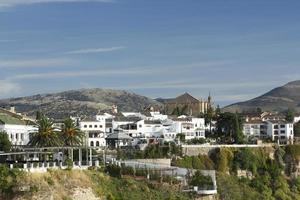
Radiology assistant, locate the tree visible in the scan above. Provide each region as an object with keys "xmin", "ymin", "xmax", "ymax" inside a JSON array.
[
  {"xmin": 28, "ymin": 116, "xmax": 61, "ymax": 147},
  {"xmin": 189, "ymin": 170, "xmax": 214, "ymax": 190},
  {"xmin": 204, "ymin": 106, "xmax": 214, "ymax": 134},
  {"xmin": 0, "ymin": 131, "xmax": 11, "ymax": 152},
  {"xmin": 294, "ymin": 122, "xmax": 300, "ymax": 137},
  {"xmin": 216, "ymin": 112, "xmax": 244, "ymax": 144},
  {"xmin": 61, "ymin": 118, "xmax": 84, "ymax": 146},
  {"xmin": 285, "ymin": 109, "xmax": 295, "ymax": 123},
  {"xmin": 233, "ymin": 113, "xmax": 244, "ymax": 144}
]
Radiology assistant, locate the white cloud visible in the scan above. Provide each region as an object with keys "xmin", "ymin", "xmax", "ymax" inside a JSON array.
[
  {"xmin": 0, "ymin": 0, "xmax": 114, "ymax": 8},
  {"xmin": 65, "ymin": 46, "xmax": 125, "ymax": 54},
  {"xmin": 0, "ymin": 80, "xmax": 21, "ymax": 98},
  {"xmin": 9, "ymin": 68, "xmax": 158, "ymax": 80},
  {"xmin": 0, "ymin": 58, "xmax": 72, "ymax": 68}
]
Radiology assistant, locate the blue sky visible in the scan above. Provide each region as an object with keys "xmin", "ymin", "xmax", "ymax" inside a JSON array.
[{"xmin": 1, "ymin": 0, "xmax": 300, "ymax": 106}]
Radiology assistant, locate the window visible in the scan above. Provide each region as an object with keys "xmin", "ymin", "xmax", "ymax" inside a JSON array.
[
  {"xmin": 94, "ymin": 125, "xmax": 98, "ymax": 128},
  {"xmin": 280, "ymin": 130, "xmax": 285, "ymax": 134},
  {"xmin": 280, "ymin": 136, "xmax": 286, "ymax": 140},
  {"xmin": 274, "ymin": 125, "xmax": 278, "ymax": 129},
  {"xmin": 100, "ymin": 125, "xmax": 103, "ymax": 128},
  {"xmin": 89, "ymin": 125, "xmax": 92, "ymax": 128},
  {"xmin": 96, "ymin": 141, "xmax": 100, "ymax": 147},
  {"xmin": 21, "ymin": 134, "xmax": 24, "ymax": 140},
  {"xmin": 139, "ymin": 125, "xmax": 142, "ymax": 128},
  {"xmin": 16, "ymin": 133, "xmax": 19, "ymax": 140},
  {"xmin": 84, "ymin": 125, "xmax": 87, "ymax": 128},
  {"xmin": 90, "ymin": 141, "xmax": 94, "ymax": 146},
  {"xmin": 11, "ymin": 134, "xmax": 13, "ymax": 140},
  {"xmin": 274, "ymin": 130, "xmax": 279, "ymax": 135},
  {"xmin": 280, "ymin": 125, "xmax": 285, "ymax": 128}
]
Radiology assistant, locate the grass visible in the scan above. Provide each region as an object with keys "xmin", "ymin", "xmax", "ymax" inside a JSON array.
[{"xmin": 12, "ymin": 169, "xmax": 191, "ymax": 200}]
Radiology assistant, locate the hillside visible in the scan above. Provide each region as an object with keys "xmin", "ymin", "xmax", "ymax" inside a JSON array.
[
  {"xmin": 8, "ymin": 169, "xmax": 190, "ymax": 200},
  {"xmin": 0, "ymin": 89, "xmax": 162, "ymax": 119},
  {"xmin": 223, "ymin": 80, "xmax": 300, "ymax": 113}
]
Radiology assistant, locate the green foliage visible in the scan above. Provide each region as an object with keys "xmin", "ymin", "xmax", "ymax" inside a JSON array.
[
  {"xmin": 210, "ymin": 148, "xmax": 234, "ymax": 173},
  {"xmin": 0, "ymin": 165, "xmax": 23, "ymax": 198},
  {"xmin": 186, "ymin": 138, "xmax": 206, "ymax": 145},
  {"xmin": 189, "ymin": 170, "xmax": 214, "ymax": 190},
  {"xmin": 217, "ymin": 173, "xmax": 265, "ymax": 200},
  {"xmin": 65, "ymin": 158, "xmax": 73, "ymax": 170},
  {"xmin": 61, "ymin": 118, "xmax": 85, "ymax": 146},
  {"xmin": 285, "ymin": 145, "xmax": 300, "ymax": 161},
  {"xmin": 89, "ymin": 170, "xmax": 191, "ymax": 200},
  {"xmin": 175, "ymin": 154, "xmax": 214, "ymax": 170},
  {"xmin": 0, "ymin": 131, "xmax": 11, "ymax": 152},
  {"xmin": 294, "ymin": 121, "xmax": 300, "ymax": 137},
  {"xmin": 216, "ymin": 112, "xmax": 244, "ymax": 144},
  {"xmin": 285, "ymin": 109, "xmax": 295, "ymax": 123},
  {"xmin": 232, "ymin": 148, "xmax": 268, "ymax": 175},
  {"xmin": 105, "ymin": 164, "xmax": 121, "ymax": 178},
  {"xmin": 29, "ymin": 116, "xmax": 62, "ymax": 147},
  {"xmin": 118, "ymin": 143, "xmax": 182, "ymax": 160}
]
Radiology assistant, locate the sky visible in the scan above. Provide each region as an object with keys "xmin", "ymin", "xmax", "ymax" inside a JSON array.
[{"xmin": 1, "ymin": 0, "xmax": 300, "ymax": 106}]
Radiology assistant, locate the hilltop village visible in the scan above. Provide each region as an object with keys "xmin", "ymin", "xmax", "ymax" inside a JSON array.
[{"xmin": 1, "ymin": 93, "xmax": 300, "ymax": 200}]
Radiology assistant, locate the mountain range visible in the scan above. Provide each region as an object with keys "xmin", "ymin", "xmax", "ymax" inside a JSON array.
[
  {"xmin": 0, "ymin": 89, "xmax": 162, "ymax": 119},
  {"xmin": 223, "ymin": 80, "xmax": 300, "ymax": 113}
]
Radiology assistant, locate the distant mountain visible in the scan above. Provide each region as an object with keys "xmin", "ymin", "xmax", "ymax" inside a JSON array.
[
  {"xmin": 223, "ymin": 80, "xmax": 300, "ymax": 113},
  {"xmin": 0, "ymin": 89, "xmax": 162, "ymax": 119}
]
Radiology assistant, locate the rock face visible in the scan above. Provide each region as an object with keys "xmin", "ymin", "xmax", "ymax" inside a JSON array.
[
  {"xmin": 0, "ymin": 88, "xmax": 162, "ymax": 119},
  {"xmin": 223, "ymin": 80, "xmax": 300, "ymax": 113}
]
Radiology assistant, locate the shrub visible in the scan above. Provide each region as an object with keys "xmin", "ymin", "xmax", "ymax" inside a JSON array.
[
  {"xmin": 105, "ymin": 164, "xmax": 121, "ymax": 178},
  {"xmin": 189, "ymin": 171, "xmax": 214, "ymax": 190}
]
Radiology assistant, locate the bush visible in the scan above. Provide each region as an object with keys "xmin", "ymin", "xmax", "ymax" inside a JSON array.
[
  {"xmin": 210, "ymin": 148, "xmax": 234, "ymax": 173},
  {"xmin": 105, "ymin": 164, "xmax": 121, "ymax": 178},
  {"xmin": 189, "ymin": 171, "xmax": 214, "ymax": 190},
  {"xmin": 121, "ymin": 166, "xmax": 134, "ymax": 176},
  {"xmin": 0, "ymin": 165, "xmax": 23, "ymax": 198}
]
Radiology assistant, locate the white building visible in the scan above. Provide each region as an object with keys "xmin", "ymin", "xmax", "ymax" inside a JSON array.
[
  {"xmin": 242, "ymin": 118, "xmax": 294, "ymax": 144},
  {"xmin": 266, "ymin": 120, "xmax": 293, "ymax": 144},
  {"xmin": 243, "ymin": 120, "xmax": 267, "ymax": 139},
  {"xmin": 0, "ymin": 108, "xmax": 37, "ymax": 146},
  {"xmin": 79, "ymin": 113, "xmax": 113, "ymax": 148},
  {"xmin": 172, "ymin": 116, "xmax": 205, "ymax": 140}
]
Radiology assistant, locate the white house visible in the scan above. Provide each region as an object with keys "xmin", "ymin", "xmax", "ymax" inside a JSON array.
[
  {"xmin": 0, "ymin": 108, "xmax": 37, "ymax": 146},
  {"xmin": 79, "ymin": 113, "xmax": 113, "ymax": 148},
  {"xmin": 243, "ymin": 120, "xmax": 267, "ymax": 139},
  {"xmin": 266, "ymin": 120, "xmax": 293, "ymax": 144},
  {"xmin": 171, "ymin": 116, "xmax": 205, "ymax": 140}
]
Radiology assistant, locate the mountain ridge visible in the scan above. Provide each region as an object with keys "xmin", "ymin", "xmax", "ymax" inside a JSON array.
[
  {"xmin": 0, "ymin": 88, "xmax": 162, "ymax": 119},
  {"xmin": 223, "ymin": 80, "xmax": 300, "ymax": 113}
]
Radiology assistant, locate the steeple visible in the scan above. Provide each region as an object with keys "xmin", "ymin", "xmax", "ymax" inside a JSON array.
[{"xmin": 208, "ymin": 92, "xmax": 211, "ymax": 104}]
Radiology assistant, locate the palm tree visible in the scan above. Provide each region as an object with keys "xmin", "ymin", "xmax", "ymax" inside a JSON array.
[
  {"xmin": 61, "ymin": 118, "xmax": 84, "ymax": 147},
  {"xmin": 29, "ymin": 116, "xmax": 61, "ymax": 147}
]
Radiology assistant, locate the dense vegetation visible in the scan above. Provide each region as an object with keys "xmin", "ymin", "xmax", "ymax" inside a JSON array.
[{"xmin": 172, "ymin": 146, "xmax": 300, "ymax": 200}]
